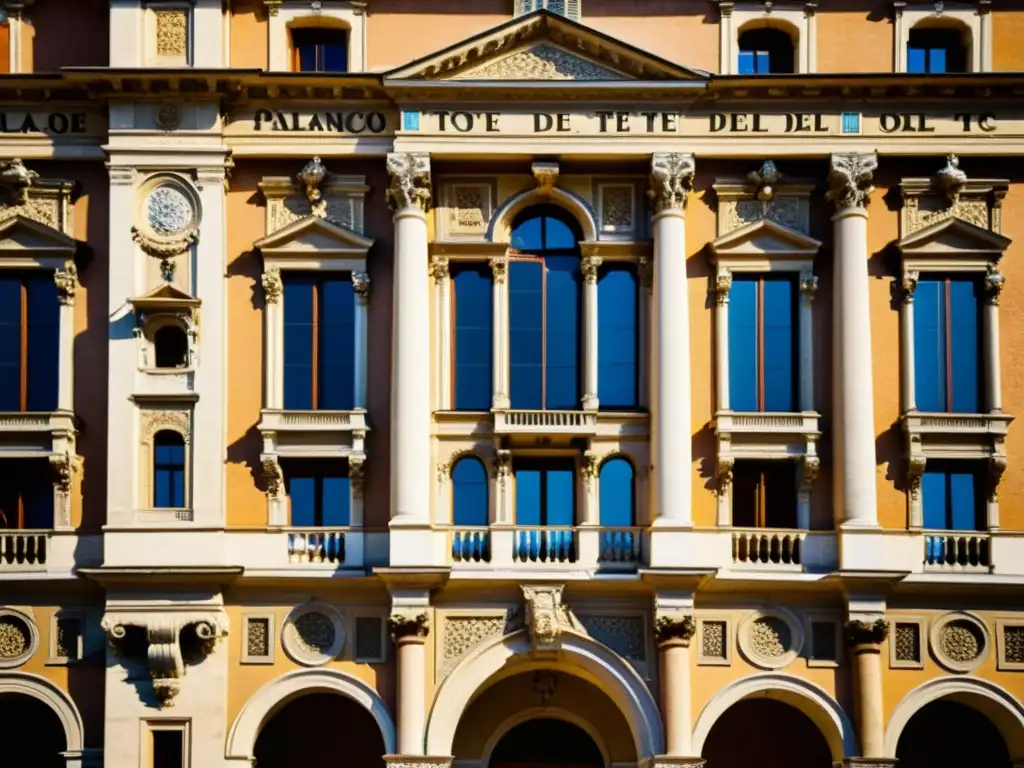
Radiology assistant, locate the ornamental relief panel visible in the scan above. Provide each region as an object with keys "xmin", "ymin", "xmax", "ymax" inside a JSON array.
[
  {"xmin": 261, "ymin": 167, "xmax": 369, "ymax": 237},
  {"xmin": 269, "ymin": 195, "xmax": 359, "ymax": 234},
  {"xmin": 898, "ymin": 156, "xmax": 1007, "ymax": 237},
  {"xmin": 713, "ymin": 163, "xmax": 812, "ymax": 237},
  {"xmin": 903, "ymin": 196, "xmax": 994, "ymax": 235},
  {"xmin": 722, "ymin": 197, "xmax": 804, "ymax": 234},
  {"xmin": 440, "ymin": 181, "xmax": 494, "ymax": 239},
  {"xmin": 455, "ymin": 44, "xmax": 629, "ymax": 81},
  {"xmin": 0, "ymin": 163, "xmax": 74, "ymax": 234},
  {"xmin": 440, "ymin": 614, "xmax": 509, "ymax": 673},
  {"xmin": 577, "ymin": 614, "xmax": 645, "ymax": 662}
]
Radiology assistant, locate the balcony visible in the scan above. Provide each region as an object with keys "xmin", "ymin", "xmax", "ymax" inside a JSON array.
[
  {"xmin": 731, "ymin": 528, "xmax": 807, "ymax": 569},
  {"xmin": 903, "ymin": 411, "xmax": 1012, "ymax": 452},
  {"xmin": 493, "ymin": 409, "xmax": 598, "ymax": 437},
  {"xmin": 286, "ymin": 528, "xmax": 347, "ymax": 565},
  {"xmin": 923, "ymin": 531, "xmax": 992, "ymax": 572},
  {"xmin": 0, "ymin": 411, "xmax": 76, "ymax": 456},
  {"xmin": 259, "ymin": 408, "xmax": 368, "ymax": 459},
  {"xmin": 715, "ymin": 410, "xmax": 820, "ymax": 452},
  {"xmin": 0, "ymin": 529, "xmax": 47, "ymax": 571},
  {"xmin": 450, "ymin": 525, "xmax": 643, "ymax": 570}
]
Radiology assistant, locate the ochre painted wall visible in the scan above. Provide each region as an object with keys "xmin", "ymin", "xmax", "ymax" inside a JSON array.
[
  {"xmin": 992, "ymin": 10, "xmax": 1024, "ymax": 71},
  {"xmin": 816, "ymin": 7, "xmax": 893, "ymax": 74},
  {"xmin": 230, "ymin": 0, "xmax": 268, "ymax": 70}
]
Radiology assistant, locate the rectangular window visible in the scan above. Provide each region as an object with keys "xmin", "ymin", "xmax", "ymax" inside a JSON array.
[
  {"xmin": 907, "ymin": 28, "xmax": 966, "ymax": 74},
  {"xmin": 285, "ymin": 463, "xmax": 351, "ymax": 527},
  {"xmin": 921, "ymin": 461, "xmax": 984, "ymax": 531},
  {"xmin": 148, "ymin": 723, "xmax": 187, "ymax": 768},
  {"xmin": 292, "ymin": 28, "xmax": 348, "ymax": 72},
  {"xmin": 515, "ymin": 460, "xmax": 575, "ymax": 526},
  {"xmin": 0, "ymin": 459, "xmax": 54, "ymax": 529},
  {"xmin": 0, "ymin": 272, "xmax": 59, "ymax": 412},
  {"xmin": 283, "ymin": 274, "xmax": 355, "ymax": 411},
  {"xmin": 153, "ymin": 434, "xmax": 186, "ymax": 509},
  {"xmin": 728, "ymin": 275, "xmax": 796, "ymax": 412},
  {"xmin": 913, "ymin": 276, "xmax": 981, "ymax": 413},
  {"xmin": 597, "ymin": 265, "xmax": 638, "ymax": 409},
  {"xmin": 451, "ymin": 264, "xmax": 493, "ymax": 410},
  {"xmin": 732, "ymin": 460, "xmax": 797, "ymax": 529},
  {"xmin": 738, "ymin": 49, "xmax": 770, "ymax": 74}
]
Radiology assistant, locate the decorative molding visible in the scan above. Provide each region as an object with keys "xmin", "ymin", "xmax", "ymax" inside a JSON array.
[
  {"xmin": 985, "ymin": 266, "xmax": 1005, "ymax": 306},
  {"xmin": 456, "ymin": 43, "xmax": 629, "ymax": 81},
  {"xmin": 386, "ymin": 153, "xmax": 431, "ymax": 213},
  {"xmin": 281, "ymin": 603, "xmax": 346, "ymax": 667},
  {"xmin": 713, "ymin": 273, "xmax": 732, "ymax": 306},
  {"xmin": 522, "ymin": 584, "xmax": 580, "ymax": 657},
  {"xmin": 827, "ymin": 153, "xmax": 877, "ymax": 210},
  {"xmin": 260, "ymin": 454, "xmax": 284, "ymax": 499},
  {"xmin": 934, "ymin": 154, "xmax": 968, "ymax": 207},
  {"xmin": 261, "ymin": 267, "xmax": 282, "ymax": 304},
  {"xmin": 352, "ymin": 271, "xmax": 371, "ymax": 302},
  {"xmin": 929, "ymin": 611, "xmax": 990, "ymax": 673},
  {"xmin": 649, "ymin": 153, "xmax": 695, "ymax": 213},
  {"xmin": 532, "ymin": 162, "xmax": 560, "ymax": 197},
  {"xmin": 697, "ymin": 616, "xmax": 731, "ymax": 666},
  {"xmin": 889, "ymin": 617, "xmax": 926, "ymax": 670},
  {"xmin": 844, "ymin": 618, "xmax": 889, "ymax": 648},
  {"xmin": 748, "ymin": 159, "xmax": 783, "ymax": 201},
  {"xmin": 580, "ymin": 254, "xmax": 602, "ymax": 285},
  {"xmin": 898, "ymin": 159, "xmax": 1007, "ymax": 237},
  {"xmin": 0, "ymin": 158, "xmax": 38, "ymax": 203},
  {"xmin": 489, "ymin": 254, "xmax": 508, "ymax": 284},
  {"xmin": 441, "ymin": 614, "xmax": 508, "ymax": 671},
  {"xmin": 0, "ymin": 608, "xmax": 39, "ymax": 669},
  {"xmin": 241, "ymin": 613, "xmax": 275, "ymax": 665},
  {"xmin": 260, "ymin": 173, "xmax": 368, "ymax": 235},
  {"xmin": 430, "ymin": 255, "xmax": 449, "ymax": 285},
  {"xmin": 654, "ymin": 613, "xmax": 696, "ymax": 647},
  {"xmin": 389, "ymin": 612, "xmax": 430, "ymax": 642},
  {"xmin": 154, "ymin": 9, "xmax": 189, "ymax": 58},
  {"xmin": 738, "ymin": 608, "xmax": 804, "ymax": 670},
  {"xmin": 53, "ymin": 261, "xmax": 78, "ymax": 306},
  {"xmin": 578, "ymin": 615, "xmax": 646, "ymax": 663},
  {"xmin": 297, "ymin": 157, "xmax": 328, "ymax": 218},
  {"xmin": 442, "ymin": 182, "xmax": 492, "ymax": 238}
]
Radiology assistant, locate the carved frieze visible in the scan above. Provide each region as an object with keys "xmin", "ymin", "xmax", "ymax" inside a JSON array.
[
  {"xmin": 260, "ymin": 163, "xmax": 369, "ymax": 236},
  {"xmin": 155, "ymin": 9, "xmax": 189, "ymax": 58},
  {"xmin": 456, "ymin": 44, "xmax": 629, "ymax": 81},
  {"xmin": 442, "ymin": 615, "xmax": 507, "ymax": 669},
  {"xmin": 386, "ymin": 153, "xmax": 431, "ymax": 213},
  {"xmin": 0, "ymin": 167, "xmax": 73, "ymax": 234},
  {"xmin": 579, "ymin": 615, "xmax": 645, "ymax": 662},
  {"xmin": 898, "ymin": 155, "xmax": 1007, "ymax": 237}
]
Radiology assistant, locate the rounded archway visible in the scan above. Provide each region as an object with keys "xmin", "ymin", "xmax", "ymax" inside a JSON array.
[
  {"xmin": 489, "ymin": 717, "xmax": 605, "ymax": 768},
  {"xmin": 253, "ymin": 692, "xmax": 386, "ymax": 768},
  {"xmin": 0, "ymin": 691, "xmax": 68, "ymax": 768},
  {"xmin": 896, "ymin": 699, "xmax": 1009, "ymax": 768},
  {"xmin": 702, "ymin": 699, "xmax": 833, "ymax": 768}
]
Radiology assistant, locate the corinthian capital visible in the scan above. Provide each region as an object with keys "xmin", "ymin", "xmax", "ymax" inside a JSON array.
[
  {"xmin": 648, "ymin": 153, "xmax": 695, "ymax": 213},
  {"xmin": 827, "ymin": 153, "xmax": 877, "ymax": 211},
  {"xmin": 386, "ymin": 152, "xmax": 431, "ymax": 212}
]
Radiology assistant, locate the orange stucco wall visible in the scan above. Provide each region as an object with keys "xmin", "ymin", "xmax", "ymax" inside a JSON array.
[
  {"xmin": 230, "ymin": 0, "xmax": 268, "ymax": 70},
  {"xmin": 816, "ymin": 7, "xmax": 893, "ymax": 74},
  {"xmin": 992, "ymin": 9, "xmax": 1024, "ymax": 71}
]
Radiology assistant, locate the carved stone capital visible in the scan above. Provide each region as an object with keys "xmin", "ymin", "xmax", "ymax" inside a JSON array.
[
  {"xmin": 908, "ymin": 453, "xmax": 927, "ymax": 503},
  {"xmin": 489, "ymin": 254, "xmax": 508, "ymax": 284},
  {"xmin": 581, "ymin": 254, "xmax": 602, "ymax": 285},
  {"xmin": 985, "ymin": 267, "xmax": 1005, "ymax": 305},
  {"xmin": 649, "ymin": 153, "xmax": 695, "ymax": 213},
  {"xmin": 654, "ymin": 613, "xmax": 696, "ymax": 647},
  {"xmin": 352, "ymin": 271, "xmax": 371, "ymax": 302},
  {"xmin": 582, "ymin": 450, "xmax": 600, "ymax": 483},
  {"xmin": 349, "ymin": 455, "xmax": 365, "ymax": 496},
  {"xmin": 827, "ymin": 153, "xmax": 878, "ymax": 211},
  {"xmin": 714, "ymin": 273, "xmax": 732, "ymax": 305},
  {"xmin": 532, "ymin": 162, "xmax": 560, "ymax": 197},
  {"xmin": 386, "ymin": 152, "xmax": 431, "ymax": 213},
  {"xmin": 799, "ymin": 275, "xmax": 818, "ymax": 305},
  {"xmin": 54, "ymin": 261, "xmax": 78, "ymax": 306},
  {"xmin": 901, "ymin": 270, "xmax": 919, "ymax": 304},
  {"xmin": 988, "ymin": 452, "xmax": 1007, "ymax": 503},
  {"xmin": 430, "ymin": 256, "xmax": 450, "ymax": 285},
  {"xmin": 801, "ymin": 455, "xmax": 820, "ymax": 492},
  {"xmin": 716, "ymin": 456, "xmax": 734, "ymax": 496},
  {"xmin": 389, "ymin": 612, "xmax": 430, "ymax": 642},
  {"xmin": 262, "ymin": 267, "xmax": 283, "ymax": 304},
  {"xmin": 844, "ymin": 618, "xmax": 889, "ymax": 648},
  {"xmin": 493, "ymin": 449, "xmax": 513, "ymax": 479}
]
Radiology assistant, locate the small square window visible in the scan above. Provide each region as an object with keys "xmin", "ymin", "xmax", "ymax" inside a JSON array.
[
  {"xmin": 355, "ymin": 616, "xmax": 386, "ymax": 663},
  {"xmin": 889, "ymin": 617, "xmax": 926, "ymax": 669},
  {"xmin": 697, "ymin": 617, "xmax": 731, "ymax": 666},
  {"xmin": 242, "ymin": 614, "xmax": 274, "ymax": 664},
  {"xmin": 808, "ymin": 620, "xmax": 839, "ymax": 667}
]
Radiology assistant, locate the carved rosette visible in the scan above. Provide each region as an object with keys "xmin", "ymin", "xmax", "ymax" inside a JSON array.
[
  {"xmin": 262, "ymin": 267, "xmax": 283, "ymax": 304},
  {"xmin": 386, "ymin": 153, "xmax": 432, "ymax": 213},
  {"xmin": 844, "ymin": 618, "xmax": 889, "ymax": 649},
  {"xmin": 580, "ymin": 255, "xmax": 602, "ymax": 285},
  {"xmin": 353, "ymin": 272, "xmax": 371, "ymax": 303},
  {"xmin": 649, "ymin": 153, "xmax": 695, "ymax": 213},
  {"xmin": 654, "ymin": 613, "xmax": 697, "ymax": 647},
  {"xmin": 53, "ymin": 261, "xmax": 78, "ymax": 306},
  {"xmin": 827, "ymin": 153, "xmax": 878, "ymax": 211},
  {"xmin": 389, "ymin": 612, "xmax": 430, "ymax": 643}
]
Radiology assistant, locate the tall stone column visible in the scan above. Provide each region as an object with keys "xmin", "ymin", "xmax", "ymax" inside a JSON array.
[
  {"xmin": 827, "ymin": 153, "xmax": 879, "ymax": 528},
  {"xmin": 654, "ymin": 614, "xmax": 698, "ymax": 759},
  {"xmin": 387, "ymin": 153, "xmax": 432, "ymax": 530},
  {"xmin": 845, "ymin": 619, "xmax": 889, "ymax": 761},
  {"xmin": 649, "ymin": 153, "xmax": 695, "ymax": 527},
  {"xmin": 581, "ymin": 250, "xmax": 602, "ymax": 411},
  {"xmin": 389, "ymin": 613, "xmax": 430, "ymax": 756}
]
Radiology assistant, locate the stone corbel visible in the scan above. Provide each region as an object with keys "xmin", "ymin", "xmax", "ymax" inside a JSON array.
[
  {"xmin": 522, "ymin": 584, "xmax": 580, "ymax": 657},
  {"xmin": 714, "ymin": 273, "xmax": 732, "ymax": 306},
  {"xmin": 49, "ymin": 449, "xmax": 80, "ymax": 528},
  {"xmin": 907, "ymin": 451, "xmax": 926, "ymax": 505},
  {"xmin": 532, "ymin": 162, "xmax": 560, "ymax": 197},
  {"xmin": 653, "ymin": 612, "xmax": 696, "ymax": 648},
  {"xmin": 0, "ymin": 158, "xmax": 38, "ymax": 203},
  {"xmin": 800, "ymin": 454, "xmax": 820, "ymax": 495},
  {"xmin": 261, "ymin": 453, "xmax": 284, "ymax": 499},
  {"xmin": 988, "ymin": 449, "xmax": 1007, "ymax": 504},
  {"xmin": 901, "ymin": 270, "xmax": 919, "ymax": 305},
  {"xmin": 933, "ymin": 154, "xmax": 968, "ymax": 208},
  {"xmin": 716, "ymin": 456, "xmax": 734, "ymax": 497}
]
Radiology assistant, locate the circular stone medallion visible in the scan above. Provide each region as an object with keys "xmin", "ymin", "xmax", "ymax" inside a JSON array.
[{"xmin": 146, "ymin": 185, "xmax": 193, "ymax": 236}]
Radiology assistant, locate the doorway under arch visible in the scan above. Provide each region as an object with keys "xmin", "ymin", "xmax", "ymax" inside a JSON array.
[
  {"xmin": 896, "ymin": 699, "xmax": 1010, "ymax": 768},
  {"xmin": 0, "ymin": 691, "xmax": 68, "ymax": 768},
  {"xmin": 253, "ymin": 691, "xmax": 386, "ymax": 768},
  {"xmin": 702, "ymin": 699, "xmax": 834, "ymax": 768},
  {"xmin": 490, "ymin": 717, "xmax": 605, "ymax": 768}
]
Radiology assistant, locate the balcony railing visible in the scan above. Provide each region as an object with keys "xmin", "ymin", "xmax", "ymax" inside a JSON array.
[
  {"xmin": 286, "ymin": 528, "xmax": 346, "ymax": 565},
  {"xmin": 732, "ymin": 528, "xmax": 806, "ymax": 567},
  {"xmin": 494, "ymin": 409, "xmax": 599, "ymax": 436},
  {"xmin": 924, "ymin": 531, "xmax": 991, "ymax": 571},
  {"xmin": 450, "ymin": 526, "xmax": 644, "ymax": 568},
  {"xmin": 513, "ymin": 527, "xmax": 577, "ymax": 563},
  {"xmin": 452, "ymin": 527, "xmax": 491, "ymax": 563},
  {"xmin": 598, "ymin": 528, "xmax": 642, "ymax": 564},
  {"xmin": 0, "ymin": 530, "xmax": 47, "ymax": 570}
]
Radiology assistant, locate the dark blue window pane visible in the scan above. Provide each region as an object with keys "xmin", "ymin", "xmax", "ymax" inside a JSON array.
[
  {"xmin": 545, "ymin": 256, "xmax": 580, "ymax": 409},
  {"xmin": 756, "ymin": 51, "xmax": 770, "ymax": 73},
  {"xmin": 544, "ymin": 217, "xmax": 576, "ymax": 249},
  {"xmin": 922, "ymin": 465, "xmax": 982, "ymax": 531},
  {"xmin": 948, "ymin": 470, "xmax": 978, "ymax": 531},
  {"xmin": 296, "ymin": 39, "xmax": 318, "ymax": 71},
  {"xmin": 546, "ymin": 467, "xmax": 575, "ymax": 526},
  {"xmin": 516, "ymin": 467, "xmax": 542, "ymax": 526},
  {"xmin": 762, "ymin": 278, "xmax": 794, "ymax": 412},
  {"xmin": 321, "ymin": 39, "xmax": 348, "ymax": 72},
  {"xmin": 929, "ymin": 47, "xmax": 946, "ymax": 73},
  {"xmin": 510, "ymin": 261, "xmax": 544, "ymax": 409},
  {"xmin": 319, "ymin": 277, "xmax": 355, "ymax": 410},
  {"xmin": 452, "ymin": 266, "xmax": 493, "ymax": 410},
  {"xmin": 598, "ymin": 266, "xmax": 638, "ymax": 409},
  {"xmin": 452, "ymin": 457, "xmax": 488, "ymax": 527},
  {"xmin": 921, "ymin": 470, "xmax": 947, "ymax": 530},
  {"xmin": 283, "ymin": 277, "xmax": 315, "ymax": 410},
  {"xmin": 511, "ymin": 216, "xmax": 543, "ymax": 252},
  {"xmin": 153, "ymin": 432, "xmax": 185, "ymax": 508},
  {"xmin": 729, "ymin": 278, "xmax": 758, "ymax": 411},
  {"xmin": 26, "ymin": 276, "xmax": 58, "ymax": 411},
  {"xmin": 738, "ymin": 50, "xmax": 755, "ymax": 74},
  {"xmin": 289, "ymin": 476, "xmax": 317, "ymax": 526},
  {"xmin": 949, "ymin": 279, "xmax": 980, "ymax": 413},
  {"xmin": 913, "ymin": 280, "xmax": 946, "ymax": 411},
  {"xmin": 322, "ymin": 476, "xmax": 351, "ymax": 526},
  {"xmin": 907, "ymin": 46, "xmax": 926, "ymax": 73},
  {"xmin": 22, "ymin": 483, "xmax": 53, "ymax": 528},
  {"xmin": 599, "ymin": 458, "xmax": 634, "ymax": 527},
  {"xmin": 0, "ymin": 277, "xmax": 21, "ymax": 411}
]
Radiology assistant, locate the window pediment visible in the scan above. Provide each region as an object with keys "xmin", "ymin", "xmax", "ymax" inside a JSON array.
[
  {"xmin": 0, "ymin": 214, "xmax": 76, "ymax": 260},
  {"xmin": 710, "ymin": 218, "xmax": 821, "ymax": 264},
  {"xmin": 130, "ymin": 282, "xmax": 201, "ymax": 313},
  {"xmin": 255, "ymin": 215, "xmax": 374, "ymax": 261},
  {"xmin": 897, "ymin": 217, "xmax": 1011, "ymax": 263}
]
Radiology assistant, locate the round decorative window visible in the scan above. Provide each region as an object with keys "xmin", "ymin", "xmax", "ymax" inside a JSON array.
[
  {"xmin": 930, "ymin": 612, "xmax": 990, "ymax": 673},
  {"xmin": 146, "ymin": 185, "xmax": 194, "ymax": 236},
  {"xmin": 281, "ymin": 603, "xmax": 345, "ymax": 666},
  {"xmin": 738, "ymin": 608, "xmax": 804, "ymax": 670},
  {"xmin": 0, "ymin": 609, "xmax": 39, "ymax": 668}
]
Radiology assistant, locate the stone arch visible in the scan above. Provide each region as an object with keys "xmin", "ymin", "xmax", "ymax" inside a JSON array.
[
  {"xmin": 489, "ymin": 187, "xmax": 598, "ymax": 244},
  {"xmin": 884, "ymin": 676, "xmax": 1024, "ymax": 758},
  {"xmin": 425, "ymin": 629, "xmax": 664, "ymax": 759},
  {"xmin": 691, "ymin": 672, "xmax": 856, "ymax": 760},
  {"xmin": 0, "ymin": 671, "xmax": 85, "ymax": 752},
  {"xmin": 482, "ymin": 707, "xmax": 611, "ymax": 768},
  {"xmin": 225, "ymin": 668, "xmax": 396, "ymax": 761}
]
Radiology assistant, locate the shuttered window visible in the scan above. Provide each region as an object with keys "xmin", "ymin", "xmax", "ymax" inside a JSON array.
[
  {"xmin": 913, "ymin": 277, "xmax": 981, "ymax": 413},
  {"xmin": 451, "ymin": 264, "xmax": 493, "ymax": 410},
  {"xmin": 728, "ymin": 275, "xmax": 796, "ymax": 412}
]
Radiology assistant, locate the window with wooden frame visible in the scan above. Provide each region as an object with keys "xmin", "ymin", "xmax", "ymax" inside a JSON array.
[
  {"xmin": 913, "ymin": 275, "xmax": 981, "ymax": 413},
  {"xmin": 515, "ymin": 458, "xmax": 576, "ymax": 526},
  {"xmin": 728, "ymin": 275, "xmax": 798, "ymax": 412},
  {"xmin": 283, "ymin": 460, "xmax": 351, "ymax": 527},
  {"xmin": 0, "ymin": 458, "xmax": 53, "ymax": 529},
  {"xmin": 732, "ymin": 460, "xmax": 798, "ymax": 529},
  {"xmin": 0, "ymin": 272, "xmax": 59, "ymax": 412},
  {"xmin": 450, "ymin": 263, "xmax": 493, "ymax": 411},
  {"xmin": 291, "ymin": 27, "xmax": 348, "ymax": 72},
  {"xmin": 283, "ymin": 273, "xmax": 355, "ymax": 410}
]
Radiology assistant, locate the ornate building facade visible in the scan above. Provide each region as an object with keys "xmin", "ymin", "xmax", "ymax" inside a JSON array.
[{"xmin": 1, "ymin": 1, "xmax": 1023, "ymax": 767}]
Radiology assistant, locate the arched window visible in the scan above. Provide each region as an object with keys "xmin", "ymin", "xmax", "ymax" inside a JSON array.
[
  {"xmin": 907, "ymin": 26, "xmax": 968, "ymax": 73},
  {"xmin": 451, "ymin": 265, "xmax": 493, "ymax": 410},
  {"xmin": 597, "ymin": 265, "xmax": 638, "ymax": 409},
  {"xmin": 452, "ymin": 456, "xmax": 488, "ymax": 527},
  {"xmin": 599, "ymin": 457, "xmax": 635, "ymax": 527},
  {"xmin": 738, "ymin": 27, "xmax": 795, "ymax": 74},
  {"xmin": 153, "ymin": 431, "xmax": 186, "ymax": 508},
  {"xmin": 509, "ymin": 205, "xmax": 582, "ymax": 410},
  {"xmin": 292, "ymin": 27, "xmax": 348, "ymax": 72},
  {"xmin": 154, "ymin": 325, "xmax": 189, "ymax": 369}
]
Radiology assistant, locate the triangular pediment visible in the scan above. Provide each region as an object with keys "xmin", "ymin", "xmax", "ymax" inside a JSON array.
[
  {"xmin": 710, "ymin": 219, "xmax": 822, "ymax": 259},
  {"xmin": 385, "ymin": 10, "xmax": 708, "ymax": 83},
  {"xmin": 130, "ymin": 282, "xmax": 201, "ymax": 312},
  {"xmin": 255, "ymin": 215, "xmax": 374, "ymax": 257},
  {"xmin": 0, "ymin": 214, "xmax": 76, "ymax": 253},
  {"xmin": 898, "ymin": 216, "xmax": 1011, "ymax": 257}
]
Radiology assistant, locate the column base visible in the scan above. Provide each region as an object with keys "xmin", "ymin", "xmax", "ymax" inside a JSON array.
[
  {"xmin": 832, "ymin": 759, "xmax": 897, "ymax": 768},
  {"xmin": 642, "ymin": 757, "xmax": 706, "ymax": 768},
  {"xmin": 384, "ymin": 756, "xmax": 453, "ymax": 768}
]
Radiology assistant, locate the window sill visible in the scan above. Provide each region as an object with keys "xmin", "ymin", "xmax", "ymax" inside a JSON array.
[
  {"xmin": 0, "ymin": 410, "xmax": 76, "ymax": 457},
  {"xmin": 433, "ymin": 408, "xmax": 650, "ymax": 440},
  {"xmin": 714, "ymin": 409, "xmax": 820, "ymax": 459},
  {"xmin": 902, "ymin": 410, "xmax": 1013, "ymax": 441},
  {"xmin": 259, "ymin": 408, "xmax": 369, "ymax": 458}
]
